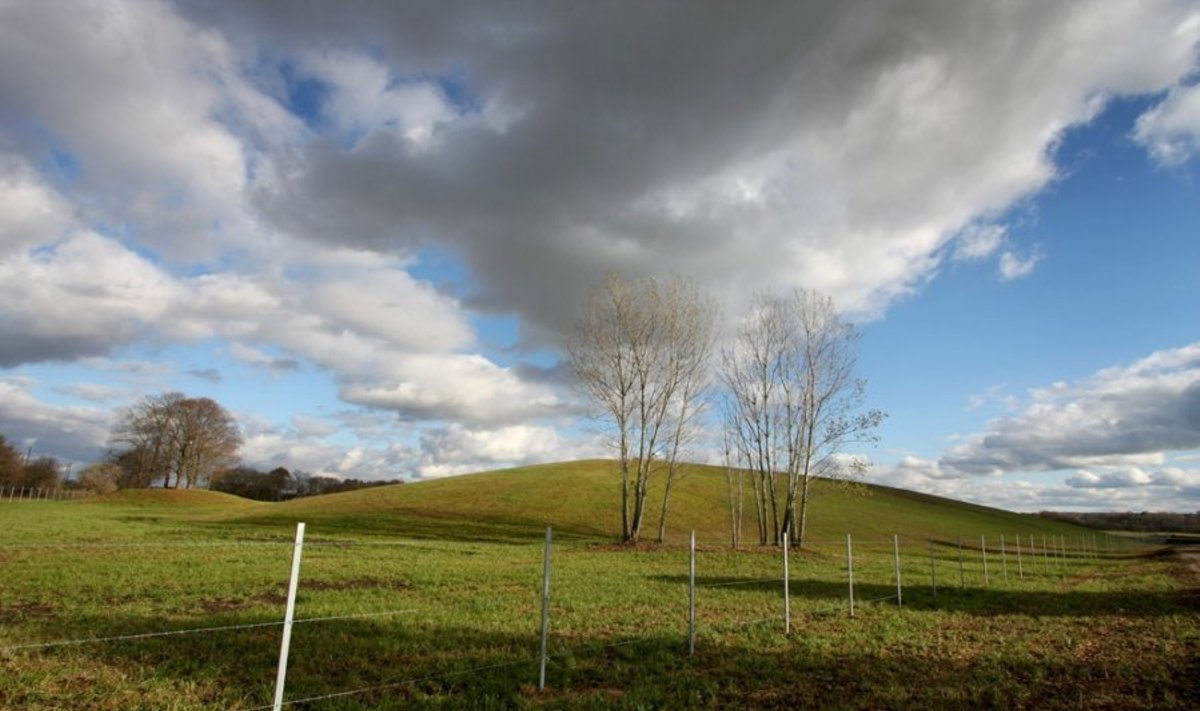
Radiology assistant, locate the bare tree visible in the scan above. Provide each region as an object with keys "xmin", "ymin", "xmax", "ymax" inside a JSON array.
[
  {"xmin": 111, "ymin": 393, "xmax": 242, "ymax": 489},
  {"xmin": 568, "ymin": 275, "xmax": 716, "ymax": 544},
  {"xmin": 722, "ymin": 290, "xmax": 883, "ymax": 547}
]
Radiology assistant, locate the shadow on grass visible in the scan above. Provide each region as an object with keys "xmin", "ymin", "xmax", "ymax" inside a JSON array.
[
  {"xmin": 650, "ymin": 574, "xmax": 1188, "ymax": 618},
  {"xmin": 6, "ymin": 610, "xmax": 1197, "ymax": 710}
]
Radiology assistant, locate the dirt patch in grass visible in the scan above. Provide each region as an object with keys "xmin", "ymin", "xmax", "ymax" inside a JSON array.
[
  {"xmin": 300, "ymin": 576, "xmax": 413, "ymax": 592},
  {"xmin": 198, "ymin": 597, "xmax": 252, "ymax": 614},
  {"xmin": 0, "ymin": 601, "xmax": 56, "ymax": 623}
]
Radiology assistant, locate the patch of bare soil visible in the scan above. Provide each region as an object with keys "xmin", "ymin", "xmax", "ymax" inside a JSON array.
[
  {"xmin": 0, "ymin": 601, "xmax": 56, "ymax": 623},
  {"xmin": 301, "ymin": 576, "xmax": 412, "ymax": 592}
]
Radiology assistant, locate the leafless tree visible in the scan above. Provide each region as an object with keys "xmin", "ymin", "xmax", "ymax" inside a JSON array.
[
  {"xmin": 568, "ymin": 275, "xmax": 716, "ymax": 544},
  {"xmin": 722, "ymin": 290, "xmax": 883, "ymax": 547},
  {"xmin": 111, "ymin": 392, "xmax": 242, "ymax": 489}
]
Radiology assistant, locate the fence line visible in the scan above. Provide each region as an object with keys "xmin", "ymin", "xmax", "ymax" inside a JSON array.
[{"xmin": 1, "ymin": 524, "xmax": 1129, "ymax": 707}]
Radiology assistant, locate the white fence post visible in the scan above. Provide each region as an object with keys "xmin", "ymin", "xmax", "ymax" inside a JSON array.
[
  {"xmin": 782, "ymin": 533, "xmax": 791, "ymax": 634},
  {"xmin": 538, "ymin": 526, "xmax": 552, "ymax": 691},
  {"xmin": 688, "ymin": 530, "xmax": 696, "ymax": 655},
  {"xmin": 981, "ymin": 535, "xmax": 989, "ymax": 586},
  {"xmin": 1015, "ymin": 535, "xmax": 1023, "ymax": 579},
  {"xmin": 846, "ymin": 533, "xmax": 855, "ymax": 618},
  {"xmin": 272, "ymin": 522, "xmax": 306, "ymax": 711},
  {"xmin": 893, "ymin": 534, "xmax": 903, "ymax": 607}
]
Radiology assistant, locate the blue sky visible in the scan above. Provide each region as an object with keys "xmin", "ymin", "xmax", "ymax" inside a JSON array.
[{"xmin": 1, "ymin": 1, "xmax": 1198, "ymax": 510}]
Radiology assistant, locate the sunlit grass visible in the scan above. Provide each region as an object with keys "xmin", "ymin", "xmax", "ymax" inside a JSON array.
[{"xmin": 0, "ymin": 467, "xmax": 1195, "ymax": 709}]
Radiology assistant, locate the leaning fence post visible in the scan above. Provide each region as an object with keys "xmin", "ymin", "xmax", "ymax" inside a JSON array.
[
  {"xmin": 272, "ymin": 522, "xmax": 306, "ymax": 711},
  {"xmin": 981, "ymin": 535, "xmax": 989, "ymax": 586},
  {"xmin": 893, "ymin": 534, "xmax": 903, "ymax": 606},
  {"xmin": 688, "ymin": 530, "xmax": 696, "ymax": 655},
  {"xmin": 846, "ymin": 533, "xmax": 855, "ymax": 618},
  {"xmin": 539, "ymin": 526, "xmax": 553, "ymax": 691},
  {"xmin": 783, "ymin": 534, "xmax": 791, "ymax": 635}
]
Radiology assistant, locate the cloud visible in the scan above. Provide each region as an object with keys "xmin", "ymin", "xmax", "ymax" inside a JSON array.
[
  {"xmin": 0, "ymin": 380, "xmax": 112, "ymax": 462},
  {"xmin": 1134, "ymin": 81, "xmax": 1200, "ymax": 164},
  {"xmin": 998, "ymin": 247, "xmax": 1043, "ymax": 281},
  {"xmin": 939, "ymin": 343, "xmax": 1200, "ymax": 475},
  {"xmin": 188, "ymin": 0, "xmax": 1200, "ymax": 329},
  {"xmin": 2, "ymin": 1, "xmax": 1200, "ymax": 480},
  {"xmin": 952, "ymin": 224, "xmax": 1007, "ymax": 262},
  {"xmin": 415, "ymin": 422, "xmax": 602, "ymax": 479}
]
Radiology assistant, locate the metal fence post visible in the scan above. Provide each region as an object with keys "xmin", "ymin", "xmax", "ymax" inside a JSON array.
[
  {"xmin": 783, "ymin": 534, "xmax": 791, "ymax": 635},
  {"xmin": 981, "ymin": 535, "xmax": 989, "ymax": 586},
  {"xmin": 539, "ymin": 526, "xmax": 553, "ymax": 691},
  {"xmin": 688, "ymin": 530, "xmax": 696, "ymax": 655},
  {"xmin": 846, "ymin": 533, "xmax": 855, "ymax": 618},
  {"xmin": 272, "ymin": 522, "xmax": 306, "ymax": 711},
  {"xmin": 893, "ymin": 534, "xmax": 903, "ymax": 606}
]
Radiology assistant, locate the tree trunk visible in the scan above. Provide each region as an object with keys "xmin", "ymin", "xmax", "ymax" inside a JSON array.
[{"xmin": 656, "ymin": 463, "xmax": 677, "ymax": 543}]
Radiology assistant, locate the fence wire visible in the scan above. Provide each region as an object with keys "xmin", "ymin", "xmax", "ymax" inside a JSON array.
[{"xmin": 1, "ymin": 608, "xmax": 423, "ymax": 652}]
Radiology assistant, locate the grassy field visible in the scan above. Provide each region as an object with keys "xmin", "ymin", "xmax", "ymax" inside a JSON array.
[{"xmin": 1, "ymin": 462, "xmax": 1197, "ymax": 709}]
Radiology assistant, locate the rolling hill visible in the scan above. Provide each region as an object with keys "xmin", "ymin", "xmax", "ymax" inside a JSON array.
[{"xmin": 217, "ymin": 459, "xmax": 1093, "ymax": 546}]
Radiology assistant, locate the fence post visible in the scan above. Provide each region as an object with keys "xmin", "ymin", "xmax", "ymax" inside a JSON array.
[
  {"xmin": 1000, "ymin": 534, "xmax": 1009, "ymax": 583},
  {"xmin": 272, "ymin": 522, "xmax": 306, "ymax": 711},
  {"xmin": 957, "ymin": 537, "xmax": 965, "ymax": 587},
  {"xmin": 929, "ymin": 539, "xmax": 937, "ymax": 603},
  {"xmin": 893, "ymin": 534, "xmax": 903, "ymax": 607},
  {"xmin": 1015, "ymin": 535, "xmax": 1023, "ymax": 579},
  {"xmin": 846, "ymin": 533, "xmax": 855, "ymax": 618},
  {"xmin": 981, "ymin": 535, "xmax": 989, "ymax": 586},
  {"xmin": 538, "ymin": 526, "xmax": 553, "ymax": 691},
  {"xmin": 688, "ymin": 530, "xmax": 696, "ymax": 655},
  {"xmin": 783, "ymin": 534, "xmax": 791, "ymax": 635}
]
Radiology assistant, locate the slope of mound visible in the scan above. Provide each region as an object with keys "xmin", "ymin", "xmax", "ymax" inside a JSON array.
[
  {"xmin": 94, "ymin": 488, "xmax": 261, "ymax": 509},
  {"xmin": 226, "ymin": 460, "xmax": 1090, "ymax": 545}
]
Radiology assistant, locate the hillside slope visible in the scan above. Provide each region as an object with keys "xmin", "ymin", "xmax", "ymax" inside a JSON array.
[{"xmin": 224, "ymin": 460, "xmax": 1091, "ymax": 546}]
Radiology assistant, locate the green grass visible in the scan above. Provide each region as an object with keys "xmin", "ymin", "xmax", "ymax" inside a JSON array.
[{"xmin": 0, "ymin": 461, "xmax": 1196, "ymax": 709}]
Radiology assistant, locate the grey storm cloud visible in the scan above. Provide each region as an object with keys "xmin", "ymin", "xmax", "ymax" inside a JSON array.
[
  {"xmin": 180, "ymin": 0, "xmax": 1200, "ymax": 342},
  {"xmin": 939, "ymin": 344, "xmax": 1200, "ymax": 476}
]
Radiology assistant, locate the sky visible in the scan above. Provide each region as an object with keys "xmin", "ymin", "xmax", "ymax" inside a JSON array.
[{"xmin": 0, "ymin": 0, "xmax": 1198, "ymax": 512}]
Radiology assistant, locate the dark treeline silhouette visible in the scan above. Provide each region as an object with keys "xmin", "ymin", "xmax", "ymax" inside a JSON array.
[
  {"xmin": 210, "ymin": 465, "xmax": 403, "ymax": 501},
  {"xmin": 1038, "ymin": 510, "xmax": 1200, "ymax": 533}
]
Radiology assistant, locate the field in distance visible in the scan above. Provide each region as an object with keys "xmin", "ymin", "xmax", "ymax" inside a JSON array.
[{"xmin": 0, "ymin": 460, "xmax": 1197, "ymax": 709}]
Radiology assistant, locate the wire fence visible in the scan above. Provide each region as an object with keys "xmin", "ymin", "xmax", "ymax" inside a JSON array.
[{"xmin": 0, "ymin": 523, "xmax": 1134, "ymax": 709}]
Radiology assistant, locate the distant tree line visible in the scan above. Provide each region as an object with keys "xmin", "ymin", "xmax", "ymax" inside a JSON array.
[
  {"xmin": 1038, "ymin": 510, "xmax": 1200, "ymax": 533},
  {"xmin": 2, "ymin": 389, "xmax": 403, "ymax": 499},
  {"xmin": 210, "ymin": 465, "xmax": 403, "ymax": 501},
  {"xmin": 0, "ymin": 434, "xmax": 68, "ymax": 491}
]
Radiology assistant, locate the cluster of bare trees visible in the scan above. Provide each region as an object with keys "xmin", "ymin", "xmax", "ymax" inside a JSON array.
[
  {"xmin": 721, "ymin": 290, "xmax": 883, "ymax": 548},
  {"xmin": 567, "ymin": 276, "xmax": 716, "ymax": 544},
  {"xmin": 110, "ymin": 392, "xmax": 242, "ymax": 489},
  {"xmin": 569, "ymin": 276, "xmax": 883, "ymax": 547}
]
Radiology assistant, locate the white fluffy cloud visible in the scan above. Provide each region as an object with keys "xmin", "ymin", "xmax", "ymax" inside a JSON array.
[
  {"xmin": 940, "ymin": 343, "xmax": 1200, "ymax": 475},
  {"xmin": 1135, "ymin": 81, "xmax": 1200, "ymax": 164}
]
